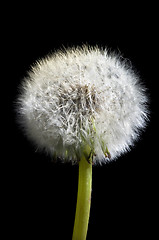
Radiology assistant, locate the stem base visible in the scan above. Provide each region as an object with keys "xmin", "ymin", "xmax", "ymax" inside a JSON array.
[{"xmin": 72, "ymin": 153, "xmax": 92, "ymax": 240}]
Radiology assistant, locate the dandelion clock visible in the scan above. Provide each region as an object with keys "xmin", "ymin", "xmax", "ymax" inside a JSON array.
[{"xmin": 17, "ymin": 45, "xmax": 149, "ymax": 239}]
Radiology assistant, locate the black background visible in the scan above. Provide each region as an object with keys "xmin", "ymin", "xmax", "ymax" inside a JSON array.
[{"xmin": 6, "ymin": 2, "xmax": 158, "ymax": 239}]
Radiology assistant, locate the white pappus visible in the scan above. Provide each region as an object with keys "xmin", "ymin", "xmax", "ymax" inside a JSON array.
[{"xmin": 17, "ymin": 45, "xmax": 149, "ymax": 164}]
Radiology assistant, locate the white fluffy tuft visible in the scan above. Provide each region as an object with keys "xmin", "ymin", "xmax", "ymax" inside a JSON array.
[{"xmin": 17, "ymin": 45, "xmax": 149, "ymax": 164}]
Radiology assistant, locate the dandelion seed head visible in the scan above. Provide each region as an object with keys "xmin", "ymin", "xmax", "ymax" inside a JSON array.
[{"xmin": 17, "ymin": 45, "xmax": 149, "ymax": 164}]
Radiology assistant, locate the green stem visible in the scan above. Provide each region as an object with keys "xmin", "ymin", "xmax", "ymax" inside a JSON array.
[{"xmin": 72, "ymin": 149, "xmax": 92, "ymax": 240}]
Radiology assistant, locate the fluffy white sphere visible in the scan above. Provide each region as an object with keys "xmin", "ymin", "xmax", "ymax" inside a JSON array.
[{"xmin": 17, "ymin": 45, "xmax": 148, "ymax": 164}]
